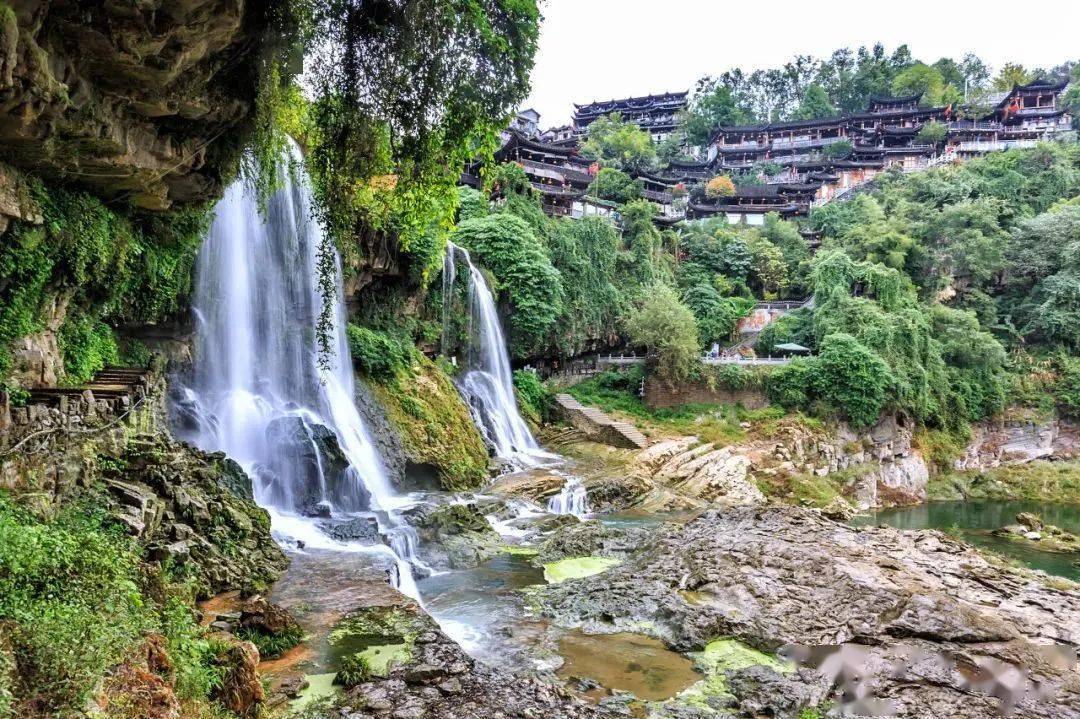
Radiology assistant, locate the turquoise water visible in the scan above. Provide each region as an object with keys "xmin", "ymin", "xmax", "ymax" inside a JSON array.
[{"xmin": 852, "ymin": 501, "xmax": 1080, "ymax": 580}]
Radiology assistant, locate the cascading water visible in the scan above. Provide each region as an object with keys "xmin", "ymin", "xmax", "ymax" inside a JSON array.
[
  {"xmin": 173, "ymin": 140, "xmax": 425, "ymax": 600},
  {"xmin": 547, "ymin": 475, "xmax": 590, "ymax": 517},
  {"xmin": 442, "ymin": 242, "xmax": 550, "ymax": 467}
]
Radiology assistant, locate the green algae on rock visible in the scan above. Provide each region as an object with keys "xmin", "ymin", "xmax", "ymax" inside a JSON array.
[
  {"xmin": 543, "ymin": 556, "xmax": 621, "ymax": 584},
  {"xmin": 677, "ymin": 639, "xmax": 792, "ymax": 705}
]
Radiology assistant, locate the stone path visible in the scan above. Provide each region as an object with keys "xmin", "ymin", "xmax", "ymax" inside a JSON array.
[{"xmin": 553, "ymin": 394, "xmax": 649, "ymax": 449}]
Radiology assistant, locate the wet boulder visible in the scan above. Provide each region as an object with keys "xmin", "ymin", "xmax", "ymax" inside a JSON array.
[
  {"xmin": 325, "ymin": 516, "xmax": 381, "ymax": 543},
  {"xmin": 264, "ymin": 416, "xmax": 369, "ymax": 514}
]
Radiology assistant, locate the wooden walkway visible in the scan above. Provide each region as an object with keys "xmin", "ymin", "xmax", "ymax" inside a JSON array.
[
  {"xmin": 553, "ymin": 394, "xmax": 649, "ymax": 449},
  {"xmin": 27, "ymin": 366, "xmax": 151, "ymax": 409}
]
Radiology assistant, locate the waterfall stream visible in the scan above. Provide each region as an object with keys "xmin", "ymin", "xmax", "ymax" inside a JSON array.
[
  {"xmin": 547, "ymin": 474, "xmax": 590, "ymax": 517},
  {"xmin": 442, "ymin": 241, "xmax": 552, "ymax": 468},
  {"xmin": 172, "ymin": 141, "xmax": 424, "ymax": 600}
]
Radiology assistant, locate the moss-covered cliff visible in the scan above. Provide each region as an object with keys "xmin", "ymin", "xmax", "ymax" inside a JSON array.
[{"xmin": 363, "ymin": 354, "xmax": 490, "ymax": 491}]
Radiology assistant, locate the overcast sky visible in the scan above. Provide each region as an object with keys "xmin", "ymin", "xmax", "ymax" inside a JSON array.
[{"xmin": 523, "ymin": 0, "xmax": 1079, "ymax": 127}]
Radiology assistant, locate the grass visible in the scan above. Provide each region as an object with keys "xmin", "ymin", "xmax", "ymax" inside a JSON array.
[
  {"xmin": 542, "ymin": 556, "xmax": 621, "ymax": 584},
  {"xmin": 927, "ymin": 461, "xmax": 1080, "ymax": 504},
  {"xmin": 564, "ymin": 369, "xmax": 788, "ymax": 444}
]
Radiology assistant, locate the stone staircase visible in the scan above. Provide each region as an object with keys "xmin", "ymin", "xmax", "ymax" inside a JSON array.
[{"xmin": 553, "ymin": 394, "xmax": 649, "ymax": 449}]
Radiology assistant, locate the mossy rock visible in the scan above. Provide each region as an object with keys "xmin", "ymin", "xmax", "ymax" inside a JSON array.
[{"xmin": 366, "ymin": 355, "xmax": 489, "ymax": 490}]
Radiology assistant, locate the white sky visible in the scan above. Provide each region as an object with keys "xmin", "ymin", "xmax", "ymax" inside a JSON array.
[{"xmin": 523, "ymin": 0, "xmax": 1079, "ymax": 127}]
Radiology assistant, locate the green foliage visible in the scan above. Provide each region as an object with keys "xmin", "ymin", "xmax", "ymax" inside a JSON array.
[
  {"xmin": 347, "ymin": 325, "xmax": 416, "ymax": 378},
  {"xmin": 161, "ymin": 594, "xmax": 227, "ymax": 700},
  {"xmin": 791, "ymin": 84, "xmax": 837, "ymax": 120},
  {"xmin": 0, "ymin": 181, "xmax": 207, "ymax": 382},
  {"xmin": 449, "ymin": 213, "xmax": 561, "ymax": 357},
  {"xmin": 512, "ymin": 369, "xmax": 549, "ymax": 424},
  {"xmin": 588, "ymin": 167, "xmax": 643, "ymax": 203},
  {"xmin": 1055, "ymin": 355, "xmax": 1080, "ymax": 419},
  {"xmin": 821, "ymin": 139, "xmax": 853, "ymax": 160},
  {"xmin": 917, "ymin": 120, "xmax": 948, "ymax": 145},
  {"xmin": 545, "ymin": 217, "xmax": 623, "ymax": 356},
  {"xmin": 814, "ymin": 333, "xmax": 891, "ymax": 428},
  {"xmin": 579, "ymin": 113, "xmax": 658, "ymax": 173},
  {"xmin": 682, "ymin": 284, "xmax": 753, "ymax": 346},
  {"xmin": 457, "ymin": 186, "xmax": 490, "ymax": 222},
  {"xmin": 891, "ymin": 62, "xmax": 961, "ymax": 106},
  {"xmin": 766, "ymin": 358, "xmax": 818, "ymax": 410},
  {"xmin": 683, "ymin": 80, "xmax": 750, "ymax": 146},
  {"xmin": 57, "ymin": 315, "xmax": 118, "ymax": 385},
  {"xmin": 0, "ymin": 494, "xmax": 151, "ymax": 712},
  {"xmin": 334, "ymin": 653, "xmax": 373, "ymax": 687},
  {"xmin": 757, "ymin": 308, "xmax": 815, "ymax": 355},
  {"xmin": 626, "ymin": 285, "xmax": 700, "ymax": 383},
  {"xmin": 236, "ymin": 623, "xmax": 304, "ymax": 660}
]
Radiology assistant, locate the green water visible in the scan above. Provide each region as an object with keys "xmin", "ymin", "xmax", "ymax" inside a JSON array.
[{"xmin": 852, "ymin": 501, "xmax": 1080, "ymax": 580}]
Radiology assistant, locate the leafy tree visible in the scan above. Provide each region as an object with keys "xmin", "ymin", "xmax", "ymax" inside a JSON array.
[
  {"xmin": 449, "ymin": 213, "xmax": 561, "ymax": 357},
  {"xmin": 813, "ymin": 332, "xmax": 891, "ymax": 428},
  {"xmin": 822, "ymin": 140, "xmax": 854, "ymax": 160},
  {"xmin": 705, "ymin": 175, "xmax": 736, "ymax": 199},
  {"xmin": 682, "ymin": 79, "xmax": 750, "ymax": 146},
  {"xmin": 892, "ymin": 62, "xmax": 960, "ymax": 105},
  {"xmin": 682, "ymin": 283, "xmax": 753, "ymax": 346},
  {"xmin": 747, "ymin": 235, "xmax": 789, "ymax": 297},
  {"xmin": 791, "ymin": 84, "xmax": 837, "ymax": 119},
  {"xmin": 589, "ymin": 167, "xmax": 643, "ymax": 203},
  {"xmin": 579, "ymin": 113, "xmax": 657, "ymax": 173},
  {"xmin": 917, "ymin": 120, "xmax": 948, "ymax": 146},
  {"xmin": 992, "ymin": 63, "xmax": 1032, "ymax": 90},
  {"xmin": 626, "ymin": 284, "xmax": 700, "ymax": 382}
]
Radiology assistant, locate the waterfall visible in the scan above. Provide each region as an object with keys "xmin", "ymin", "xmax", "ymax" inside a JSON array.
[
  {"xmin": 174, "ymin": 140, "xmax": 424, "ymax": 599},
  {"xmin": 547, "ymin": 475, "xmax": 590, "ymax": 517},
  {"xmin": 443, "ymin": 242, "xmax": 550, "ymax": 468}
]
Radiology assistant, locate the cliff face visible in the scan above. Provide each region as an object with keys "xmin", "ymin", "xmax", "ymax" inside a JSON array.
[{"xmin": 0, "ymin": 0, "xmax": 280, "ymax": 211}]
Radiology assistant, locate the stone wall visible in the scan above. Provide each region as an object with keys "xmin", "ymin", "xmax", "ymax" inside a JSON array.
[{"xmin": 643, "ymin": 375, "xmax": 769, "ymax": 410}]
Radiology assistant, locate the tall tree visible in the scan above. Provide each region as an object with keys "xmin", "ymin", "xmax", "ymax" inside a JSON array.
[
  {"xmin": 682, "ymin": 79, "xmax": 751, "ymax": 146},
  {"xmin": 791, "ymin": 84, "xmax": 837, "ymax": 119}
]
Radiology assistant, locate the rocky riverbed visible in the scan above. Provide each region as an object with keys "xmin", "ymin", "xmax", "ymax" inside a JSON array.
[{"xmin": 529, "ymin": 505, "xmax": 1079, "ymax": 718}]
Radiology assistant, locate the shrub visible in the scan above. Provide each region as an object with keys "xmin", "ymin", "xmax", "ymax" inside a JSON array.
[
  {"xmin": 346, "ymin": 325, "xmax": 415, "ymax": 378},
  {"xmin": 334, "ymin": 654, "xmax": 373, "ymax": 687},
  {"xmin": 766, "ymin": 358, "xmax": 818, "ymax": 409}
]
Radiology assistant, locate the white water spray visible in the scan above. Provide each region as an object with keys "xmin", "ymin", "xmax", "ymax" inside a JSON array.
[
  {"xmin": 442, "ymin": 242, "xmax": 552, "ymax": 468},
  {"xmin": 174, "ymin": 140, "xmax": 423, "ymax": 600}
]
